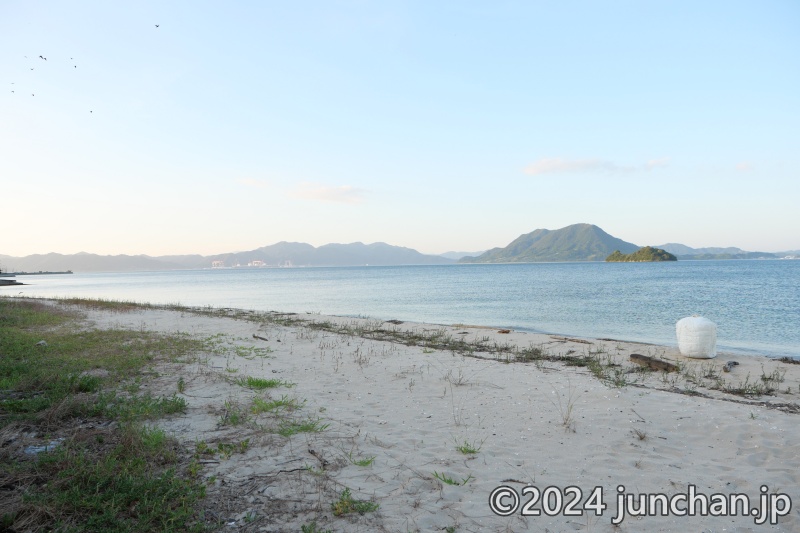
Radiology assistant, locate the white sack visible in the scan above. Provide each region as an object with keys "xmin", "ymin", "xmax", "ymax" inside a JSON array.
[{"xmin": 676, "ymin": 316, "xmax": 717, "ymax": 359}]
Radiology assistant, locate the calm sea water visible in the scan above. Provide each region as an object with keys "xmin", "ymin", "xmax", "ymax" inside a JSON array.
[{"xmin": 7, "ymin": 260, "xmax": 800, "ymax": 358}]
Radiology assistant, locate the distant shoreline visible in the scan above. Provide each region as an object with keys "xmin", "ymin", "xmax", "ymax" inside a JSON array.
[{"xmin": 0, "ymin": 270, "xmax": 73, "ymax": 277}]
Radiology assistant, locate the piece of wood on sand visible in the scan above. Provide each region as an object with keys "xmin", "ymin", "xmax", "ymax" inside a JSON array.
[
  {"xmin": 630, "ymin": 353, "xmax": 679, "ymax": 372},
  {"xmin": 723, "ymin": 361, "xmax": 740, "ymax": 372}
]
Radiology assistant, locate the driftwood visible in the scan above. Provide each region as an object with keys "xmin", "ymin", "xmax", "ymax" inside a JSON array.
[
  {"xmin": 497, "ymin": 329, "xmax": 511, "ymax": 334},
  {"xmin": 252, "ymin": 334, "xmax": 269, "ymax": 341},
  {"xmin": 630, "ymin": 353, "xmax": 679, "ymax": 372},
  {"xmin": 723, "ymin": 361, "xmax": 740, "ymax": 373}
]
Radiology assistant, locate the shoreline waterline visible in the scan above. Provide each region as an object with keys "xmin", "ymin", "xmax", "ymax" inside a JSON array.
[{"xmin": 5, "ymin": 259, "xmax": 799, "ymax": 359}]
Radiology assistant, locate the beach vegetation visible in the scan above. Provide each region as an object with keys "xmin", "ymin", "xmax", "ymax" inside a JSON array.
[
  {"xmin": 551, "ymin": 381, "xmax": 580, "ymax": 432},
  {"xmin": 0, "ymin": 299, "xmax": 207, "ymax": 532},
  {"xmin": 721, "ymin": 374, "xmax": 776, "ymax": 397},
  {"xmin": 59, "ymin": 296, "xmax": 158, "ymax": 313},
  {"xmin": 277, "ymin": 416, "xmax": 329, "ymax": 437},
  {"xmin": 251, "ymin": 394, "xmax": 302, "ymax": 414},
  {"xmin": 304, "ymin": 464, "xmax": 325, "ymax": 475},
  {"xmin": 760, "ymin": 366, "xmax": 786, "ymax": 385},
  {"xmin": 97, "ymin": 392, "xmax": 187, "ymax": 421},
  {"xmin": 234, "ymin": 376, "xmax": 294, "ymax": 390},
  {"xmin": 348, "ymin": 451, "xmax": 376, "ymax": 466},
  {"xmin": 454, "ymin": 437, "xmax": 484, "ymax": 455},
  {"xmin": 432, "ymin": 471, "xmax": 474, "ymax": 486},
  {"xmin": 443, "ymin": 367, "xmax": 472, "ymax": 386},
  {"xmin": 331, "ymin": 488, "xmax": 379, "ymax": 516},
  {"xmin": 215, "ymin": 439, "xmax": 250, "ymax": 460},
  {"xmin": 301, "ymin": 522, "xmax": 333, "ymax": 533},
  {"xmin": 219, "ymin": 398, "xmax": 249, "ymax": 426}
]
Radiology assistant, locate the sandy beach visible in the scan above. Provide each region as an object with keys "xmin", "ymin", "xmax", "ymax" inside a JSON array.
[{"xmin": 15, "ymin": 299, "xmax": 800, "ymax": 532}]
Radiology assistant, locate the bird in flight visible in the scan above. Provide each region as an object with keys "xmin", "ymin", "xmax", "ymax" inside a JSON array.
[
  {"xmin": 155, "ymin": 24, "xmax": 160, "ymax": 28},
  {"xmin": 39, "ymin": 55, "xmax": 46, "ymax": 60}
]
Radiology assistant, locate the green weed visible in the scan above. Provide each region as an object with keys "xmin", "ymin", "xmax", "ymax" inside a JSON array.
[
  {"xmin": 235, "ymin": 376, "xmax": 294, "ymax": 390},
  {"xmin": 331, "ymin": 488, "xmax": 379, "ymax": 516}
]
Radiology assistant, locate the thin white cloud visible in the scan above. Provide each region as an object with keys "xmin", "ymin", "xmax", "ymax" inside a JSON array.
[
  {"xmin": 736, "ymin": 161, "xmax": 753, "ymax": 172},
  {"xmin": 291, "ymin": 183, "xmax": 368, "ymax": 204},
  {"xmin": 237, "ymin": 178, "xmax": 270, "ymax": 189},
  {"xmin": 524, "ymin": 157, "xmax": 669, "ymax": 176},
  {"xmin": 524, "ymin": 158, "xmax": 624, "ymax": 175},
  {"xmin": 645, "ymin": 157, "xmax": 670, "ymax": 170}
]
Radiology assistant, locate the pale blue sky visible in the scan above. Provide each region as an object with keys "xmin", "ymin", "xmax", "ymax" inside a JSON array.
[{"xmin": 2, "ymin": 1, "xmax": 798, "ymax": 256}]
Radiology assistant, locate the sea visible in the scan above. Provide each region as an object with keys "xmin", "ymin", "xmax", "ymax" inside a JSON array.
[{"xmin": 6, "ymin": 260, "xmax": 799, "ymax": 359}]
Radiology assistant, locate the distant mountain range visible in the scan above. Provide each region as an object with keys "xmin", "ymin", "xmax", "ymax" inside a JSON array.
[
  {"xmin": 438, "ymin": 250, "xmax": 485, "ymax": 260},
  {"xmin": 460, "ymin": 224, "xmax": 793, "ymax": 263},
  {"xmin": 654, "ymin": 243, "xmax": 781, "ymax": 260},
  {"xmin": 1, "ymin": 225, "xmax": 796, "ymax": 273},
  {"xmin": 0, "ymin": 242, "xmax": 454, "ymax": 273}
]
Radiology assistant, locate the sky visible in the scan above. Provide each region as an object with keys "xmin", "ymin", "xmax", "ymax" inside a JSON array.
[{"xmin": 2, "ymin": 1, "xmax": 799, "ymax": 257}]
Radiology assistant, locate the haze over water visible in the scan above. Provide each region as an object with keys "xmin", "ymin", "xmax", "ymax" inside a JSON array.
[{"xmin": 10, "ymin": 260, "xmax": 800, "ymax": 359}]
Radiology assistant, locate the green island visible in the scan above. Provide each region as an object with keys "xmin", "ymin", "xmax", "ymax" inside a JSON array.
[{"xmin": 605, "ymin": 246, "xmax": 677, "ymax": 262}]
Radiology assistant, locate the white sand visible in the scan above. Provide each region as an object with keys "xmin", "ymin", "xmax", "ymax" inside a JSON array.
[{"xmin": 57, "ymin": 302, "xmax": 800, "ymax": 532}]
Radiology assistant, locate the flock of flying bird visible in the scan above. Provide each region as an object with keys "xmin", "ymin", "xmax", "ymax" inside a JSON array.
[{"xmin": 10, "ymin": 24, "xmax": 160, "ymax": 112}]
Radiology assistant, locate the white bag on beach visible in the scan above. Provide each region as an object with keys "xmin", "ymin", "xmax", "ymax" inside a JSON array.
[{"xmin": 676, "ymin": 316, "xmax": 717, "ymax": 359}]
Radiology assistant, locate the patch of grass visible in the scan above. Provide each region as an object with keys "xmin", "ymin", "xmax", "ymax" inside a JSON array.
[
  {"xmin": 722, "ymin": 374, "xmax": 776, "ymax": 397},
  {"xmin": 251, "ymin": 395, "xmax": 302, "ymax": 414},
  {"xmin": 219, "ymin": 399, "xmax": 249, "ymax": 426},
  {"xmin": 514, "ymin": 345, "xmax": 546, "ymax": 362},
  {"xmin": 58, "ymin": 297, "xmax": 157, "ymax": 313},
  {"xmin": 551, "ymin": 380, "xmax": 580, "ymax": 432},
  {"xmin": 760, "ymin": 366, "xmax": 786, "ymax": 384},
  {"xmin": 301, "ymin": 522, "xmax": 333, "ymax": 533},
  {"xmin": 330, "ymin": 488, "xmax": 379, "ymax": 516},
  {"xmin": 454, "ymin": 437, "xmax": 484, "ymax": 455},
  {"xmin": 348, "ymin": 451, "xmax": 376, "ymax": 467},
  {"xmin": 443, "ymin": 367, "xmax": 473, "ymax": 386},
  {"xmin": 0, "ymin": 299, "xmax": 208, "ymax": 531},
  {"xmin": 432, "ymin": 471, "xmax": 474, "ymax": 486},
  {"xmin": 97, "ymin": 392, "xmax": 187, "ymax": 421},
  {"xmin": 0, "ymin": 298, "xmax": 79, "ymax": 327},
  {"xmin": 277, "ymin": 416, "xmax": 329, "ymax": 437},
  {"xmin": 215, "ymin": 439, "xmax": 250, "ymax": 460},
  {"xmin": 234, "ymin": 376, "xmax": 294, "ymax": 390},
  {"xmin": 2, "ymin": 423, "xmax": 205, "ymax": 532},
  {"xmin": 234, "ymin": 345, "xmax": 273, "ymax": 359}
]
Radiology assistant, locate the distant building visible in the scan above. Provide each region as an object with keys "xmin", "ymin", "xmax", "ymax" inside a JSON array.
[
  {"xmin": 248, "ymin": 260, "xmax": 266, "ymax": 267},
  {"xmin": 211, "ymin": 260, "xmax": 225, "ymax": 268}
]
